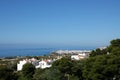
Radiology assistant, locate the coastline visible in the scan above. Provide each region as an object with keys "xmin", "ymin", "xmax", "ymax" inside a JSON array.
[{"xmin": 0, "ymin": 47, "xmax": 94, "ymax": 58}]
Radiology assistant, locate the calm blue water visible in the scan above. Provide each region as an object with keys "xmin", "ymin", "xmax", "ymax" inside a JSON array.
[
  {"xmin": 0, "ymin": 48, "xmax": 57, "ymax": 58},
  {"xmin": 0, "ymin": 47, "xmax": 95, "ymax": 58}
]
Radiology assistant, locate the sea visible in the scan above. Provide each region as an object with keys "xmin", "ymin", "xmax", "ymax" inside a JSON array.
[
  {"xmin": 0, "ymin": 47, "xmax": 95, "ymax": 58},
  {"xmin": 0, "ymin": 48, "xmax": 58, "ymax": 58}
]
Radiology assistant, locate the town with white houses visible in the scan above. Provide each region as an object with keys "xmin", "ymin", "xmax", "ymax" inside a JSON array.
[{"xmin": 17, "ymin": 50, "xmax": 91, "ymax": 71}]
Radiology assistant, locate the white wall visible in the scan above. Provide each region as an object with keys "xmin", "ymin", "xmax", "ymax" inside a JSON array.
[{"xmin": 17, "ymin": 60, "xmax": 27, "ymax": 71}]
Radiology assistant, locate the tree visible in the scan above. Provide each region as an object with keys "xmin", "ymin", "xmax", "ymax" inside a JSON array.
[
  {"xmin": 110, "ymin": 39, "xmax": 120, "ymax": 48},
  {"xmin": 0, "ymin": 65, "xmax": 18, "ymax": 80},
  {"xmin": 71, "ymin": 60, "xmax": 83, "ymax": 80},
  {"xmin": 90, "ymin": 48, "xmax": 107, "ymax": 57},
  {"xmin": 33, "ymin": 68, "xmax": 46, "ymax": 80},
  {"xmin": 52, "ymin": 57, "xmax": 83, "ymax": 80},
  {"xmin": 82, "ymin": 53, "xmax": 120, "ymax": 80},
  {"xmin": 33, "ymin": 68, "xmax": 63, "ymax": 80},
  {"xmin": 52, "ymin": 57, "xmax": 73, "ymax": 74},
  {"xmin": 107, "ymin": 39, "xmax": 120, "ymax": 54},
  {"xmin": 22, "ymin": 63, "xmax": 35, "ymax": 80}
]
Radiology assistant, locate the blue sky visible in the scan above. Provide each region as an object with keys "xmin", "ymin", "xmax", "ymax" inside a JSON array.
[{"xmin": 0, "ymin": 0, "xmax": 120, "ymax": 49}]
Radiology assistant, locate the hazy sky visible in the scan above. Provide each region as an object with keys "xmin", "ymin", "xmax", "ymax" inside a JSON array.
[{"xmin": 0, "ymin": 0, "xmax": 120, "ymax": 48}]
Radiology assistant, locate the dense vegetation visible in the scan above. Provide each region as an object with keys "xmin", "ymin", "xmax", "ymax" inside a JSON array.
[{"xmin": 0, "ymin": 39, "xmax": 120, "ymax": 80}]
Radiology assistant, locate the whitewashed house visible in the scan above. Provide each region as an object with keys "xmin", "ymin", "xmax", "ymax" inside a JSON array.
[
  {"xmin": 17, "ymin": 58, "xmax": 53, "ymax": 71},
  {"xmin": 17, "ymin": 60, "xmax": 27, "ymax": 71},
  {"xmin": 71, "ymin": 52, "xmax": 89, "ymax": 60},
  {"xmin": 17, "ymin": 58, "xmax": 39, "ymax": 71},
  {"xmin": 37, "ymin": 60, "xmax": 52, "ymax": 69},
  {"xmin": 71, "ymin": 55, "xmax": 80, "ymax": 60}
]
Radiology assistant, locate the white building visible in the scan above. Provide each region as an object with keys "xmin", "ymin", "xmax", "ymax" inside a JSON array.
[
  {"xmin": 55, "ymin": 50, "xmax": 91, "ymax": 55},
  {"xmin": 71, "ymin": 55, "xmax": 80, "ymax": 60},
  {"xmin": 36, "ymin": 60, "xmax": 52, "ymax": 69},
  {"xmin": 17, "ymin": 58, "xmax": 52, "ymax": 71},
  {"xmin": 71, "ymin": 52, "xmax": 89, "ymax": 60},
  {"xmin": 17, "ymin": 60, "xmax": 27, "ymax": 71}
]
